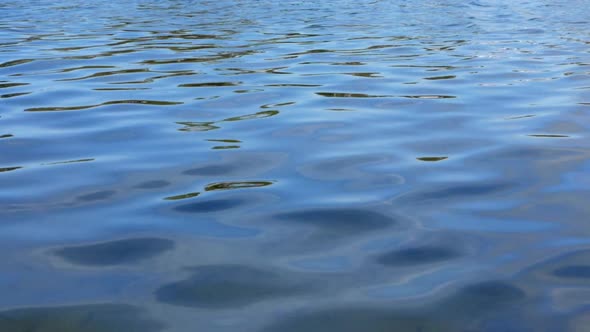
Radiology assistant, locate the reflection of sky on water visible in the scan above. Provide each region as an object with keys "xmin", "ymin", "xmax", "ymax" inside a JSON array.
[{"xmin": 1, "ymin": 0, "xmax": 590, "ymax": 331}]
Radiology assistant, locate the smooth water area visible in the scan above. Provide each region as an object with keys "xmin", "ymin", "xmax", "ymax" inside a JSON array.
[{"xmin": 1, "ymin": 0, "xmax": 590, "ymax": 331}]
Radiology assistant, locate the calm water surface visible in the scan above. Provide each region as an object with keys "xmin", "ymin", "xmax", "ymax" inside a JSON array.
[{"xmin": 1, "ymin": 0, "xmax": 590, "ymax": 331}]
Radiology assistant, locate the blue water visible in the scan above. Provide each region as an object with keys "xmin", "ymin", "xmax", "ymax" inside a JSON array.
[{"xmin": 1, "ymin": 0, "xmax": 590, "ymax": 331}]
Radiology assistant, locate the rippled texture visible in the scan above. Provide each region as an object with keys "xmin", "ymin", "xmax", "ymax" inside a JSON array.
[{"xmin": 1, "ymin": 0, "xmax": 590, "ymax": 331}]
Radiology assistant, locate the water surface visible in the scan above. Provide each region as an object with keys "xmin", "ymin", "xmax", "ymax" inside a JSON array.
[{"xmin": 1, "ymin": 0, "xmax": 590, "ymax": 331}]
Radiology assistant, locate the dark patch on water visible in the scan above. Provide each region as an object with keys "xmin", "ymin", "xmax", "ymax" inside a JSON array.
[
  {"xmin": 445, "ymin": 281, "xmax": 526, "ymax": 315},
  {"xmin": 204, "ymin": 181, "xmax": 273, "ymax": 191},
  {"xmin": 263, "ymin": 279, "xmax": 526, "ymax": 332},
  {"xmin": 155, "ymin": 265, "xmax": 304, "ymax": 308},
  {"xmin": 0, "ymin": 304, "xmax": 163, "ymax": 332},
  {"xmin": 376, "ymin": 246, "xmax": 461, "ymax": 266},
  {"xmin": 516, "ymin": 249, "xmax": 590, "ymax": 288},
  {"xmin": 275, "ymin": 209, "xmax": 394, "ymax": 235},
  {"xmin": 2, "ymin": 0, "xmax": 590, "ymax": 330},
  {"xmin": 134, "ymin": 180, "xmax": 170, "ymax": 189},
  {"xmin": 552, "ymin": 265, "xmax": 590, "ymax": 279},
  {"xmin": 262, "ymin": 308, "xmax": 450, "ymax": 332},
  {"xmin": 76, "ymin": 190, "xmax": 116, "ymax": 202},
  {"xmin": 54, "ymin": 237, "xmax": 174, "ymax": 266},
  {"xmin": 173, "ymin": 197, "xmax": 244, "ymax": 213}
]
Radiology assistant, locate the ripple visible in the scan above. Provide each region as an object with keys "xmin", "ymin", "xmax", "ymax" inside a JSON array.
[
  {"xmin": 0, "ymin": 59, "xmax": 33, "ymax": 68},
  {"xmin": 316, "ymin": 92, "xmax": 392, "ymax": 98},
  {"xmin": 25, "ymin": 100, "xmax": 183, "ymax": 112},
  {"xmin": 424, "ymin": 75, "xmax": 456, "ymax": 80},
  {"xmin": 206, "ymin": 139, "xmax": 241, "ymax": 143},
  {"xmin": 212, "ymin": 145, "xmax": 239, "ymax": 149},
  {"xmin": 233, "ymin": 89, "xmax": 264, "ymax": 93},
  {"xmin": 59, "ymin": 65, "xmax": 116, "ymax": 72},
  {"xmin": 93, "ymin": 87, "xmax": 150, "ymax": 91},
  {"xmin": 505, "ymin": 114, "xmax": 536, "ymax": 120},
  {"xmin": 224, "ymin": 110, "xmax": 279, "ymax": 122},
  {"xmin": 204, "ymin": 181, "xmax": 273, "ymax": 191},
  {"xmin": 0, "ymin": 82, "xmax": 29, "ymax": 88},
  {"xmin": 344, "ymin": 72, "xmax": 383, "ymax": 78},
  {"xmin": 76, "ymin": 190, "xmax": 116, "ymax": 202},
  {"xmin": 330, "ymin": 62, "xmax": 366, "ymax": 65},
  {"xmin": 527, "ymin": 134, "xmax": 570, "ymax": 138},
  {"xmin": 56, "ymin": 68, "xmax": 150, "ymax": 81},
  {"xmin": 42, "ymin": 158, "xmax": 94, "ymax": 166},
  {"xmin": 401, "ymin": 95, "xmax": 456, "ymax": 99},
  {"xmin": 2, "ymin": 0, "xmax": 589, "ymax": 330},
  {"xmin": 176, "ymin": 121, "xmax": 219, "ymax": 132},
  {"xmin": 416, "ymin": 156, "xmax": 448, "ymax": 162},
  {"xmin": 108, "ymin": 71, "xmax": 195, "ymax": 85},
  {"xmin": 260, "ymin": 102, "xmax": 295, "ymax": 109},
  {"xmin": 1, "ymin": 92, "xmax": 31, "ymax": 98},
  {"xmin": 140, "ymin": 50, "xmax": 257, "ymax": 65},
  {"xmin": 163, "ymin": 192, "xmax": 200, "ymax": 201},
  {"xmin": 179, "ymin": 81, "xmax": 241, "ymax": 87},
  {"xmin": 265, "ymin": 83, "xmax": 322, "ymax": 87},
  {"xmin": 0, "ymin": 166, "xmax": 22, "ymax": 173}
]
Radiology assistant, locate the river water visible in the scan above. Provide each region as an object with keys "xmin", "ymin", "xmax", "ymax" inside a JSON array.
[{"xmin": 1, "ymin": 0, "xmax": 590, "ymax": 331}]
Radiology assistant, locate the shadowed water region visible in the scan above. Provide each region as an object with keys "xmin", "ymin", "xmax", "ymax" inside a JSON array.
[
  {"xmin": 54, "ymin": 237, "xmax": 174, "ymax": 266},
  {"xmin": 262, "ymin": 280, "xmax": 527, "ymax": 332},
  {"xmin": 0, "ymin": 304, "xmax": 164, "ymax": 332},
  {"xmin": 1, "ymin": 0, "xmax": 590, "ymax": 331},
  {"xmin": 155, "ymin": 265, "xmax": 307, "ymax": 308}
]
